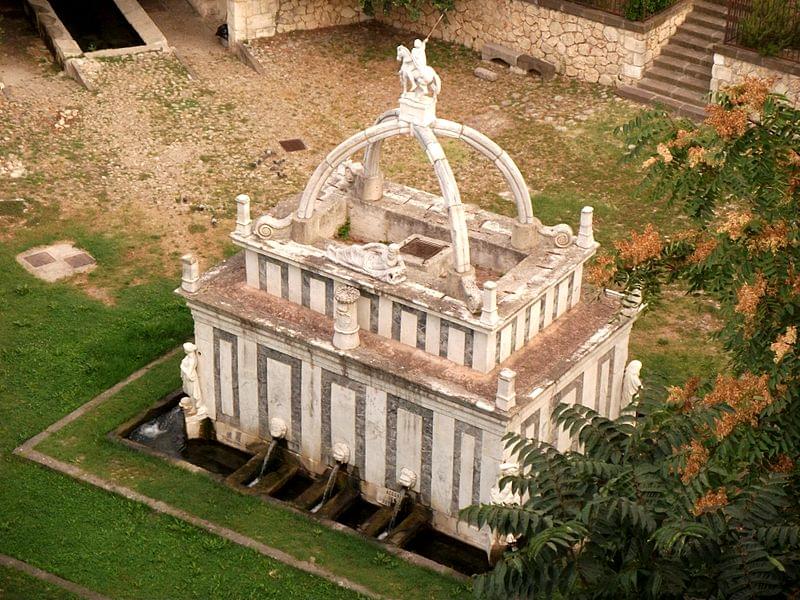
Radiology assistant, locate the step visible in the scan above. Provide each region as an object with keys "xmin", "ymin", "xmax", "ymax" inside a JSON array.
[
  {"xmin": 693, "ymin": 1, "xmax": 728, "ymax": 20},
  {"xmin": 670, "ymin": 32, "xmax": 717, "ymax": 53},
  {"xmin": 616, "ymin": 85, "xmax": 707, "ymax": 122},
  {"xmin": 639, "ymin": 77, "xmax": 709, "ymax": 105},
  {"xmin": 679, "ymin": 21, "xmax": 726, "ymax": 42},
  {"xmin": 651, "ymin": 54, "xmax": 712, "ymax": 79},
  {"xmin": 683, "ymin": 11, "xmax": 726, "ymax": 31},
  {"xmin": 644, "ymin": 67, "xmax": 711, "ymax": 93},
  {"xmin": 661, "ymin": 45, "xmax": 713, "ymax": 67}
]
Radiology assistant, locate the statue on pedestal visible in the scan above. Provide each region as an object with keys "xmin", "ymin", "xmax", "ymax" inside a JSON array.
[{"xmin": 179, "ymin": 342, "xmax": 207, "ymax": 437}]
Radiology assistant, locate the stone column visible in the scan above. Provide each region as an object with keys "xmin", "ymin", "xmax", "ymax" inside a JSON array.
[
  {"xmin": 235, "ymin": 194, "xmax": 252, "ymax": 236},
  {"xmin": 332, "ymin": 286, "xmax": 361, "ymax": 350},
  {"xmin": 576, "ymin": 206, "xmax": 595, "ymax": 249},
  {"xmin": 181, "ymin": 254, "xmax": 200, "ymax": 293},
  {"xmin": 496, "ymin": 368, "xmax": 517, "ymax": 411}
]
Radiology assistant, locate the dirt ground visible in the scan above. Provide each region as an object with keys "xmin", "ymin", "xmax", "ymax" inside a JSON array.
[{"xmin": 0, "ymin": 0, "xmax": 642, "ymax": 270}]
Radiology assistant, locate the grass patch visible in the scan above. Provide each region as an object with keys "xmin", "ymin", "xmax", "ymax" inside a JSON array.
[{"xmin": 35, "ymin": 356, "xmax": 466, "ymax": 599}]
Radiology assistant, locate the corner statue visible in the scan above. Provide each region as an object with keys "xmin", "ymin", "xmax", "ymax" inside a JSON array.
[
  {"xmin": 179, "ymin": 342, "xmax": 207, "ymax": 437},
  {"xmin": 397, "ymin": 39, "xmax": 441, "ymax": 99}
]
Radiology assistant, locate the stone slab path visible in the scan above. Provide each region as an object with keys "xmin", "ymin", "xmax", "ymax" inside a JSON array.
[{"xmin": 0, "ymin": 553, "xmax": 111, "ymax": 600}]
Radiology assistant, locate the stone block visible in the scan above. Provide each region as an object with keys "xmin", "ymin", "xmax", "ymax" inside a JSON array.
[{"xmin": 474, "ymin": 66, "xmax": 499, "ymax": 81}]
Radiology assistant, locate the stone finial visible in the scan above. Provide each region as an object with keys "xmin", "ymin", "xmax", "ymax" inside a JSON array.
[
  {"xmin": 576, "ymin": 206, "xmax": 595, "ymax": 249},
  {"xmin": 398, "ymin": 467, "xmax": 417, "ymax": 490},
  {"xmin": 481, "ymin": 281, "xmax": 499, "ymax": 325},
  {"xmin": 496, "ymin": 368, "xmax": 517, "ymax": 411},
  {"xmin": 181, "ymin": 254, "xmax": 200, "ymax": 293},
  {"xmin": 235, "ymin": 194, "xmax": 252, "ymax": 236},
  {"xmin": 332, "ymin": 285, "xmax": 361, "ymax": 350}
]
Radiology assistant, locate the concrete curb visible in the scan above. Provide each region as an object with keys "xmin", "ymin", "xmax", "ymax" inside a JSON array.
[
  {"xmin": 13, "ymin": 349, "xmax": 388, "ymax": 600},
  {"xmin": 0, "ymin": 554, "xmax": 112, "ymax": 600}
]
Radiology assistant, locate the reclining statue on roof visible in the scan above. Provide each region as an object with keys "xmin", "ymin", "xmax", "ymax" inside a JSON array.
[{"xmin": 326, "ymin": 242, "xmax": 407, "ymax": 284}]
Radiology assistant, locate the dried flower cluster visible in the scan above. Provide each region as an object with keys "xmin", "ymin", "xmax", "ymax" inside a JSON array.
[
  {"xmin": 769, "ymin": 454, "xmax": 795, "ymax": 474},
  {"xmin": 692, "ymin": 488, "xmax": 729, "ymax": 516},
  {"xmin": 687, "ymin": 146, "xmax": 708, "ymax": 168},
  {"xmin": 688, "ymin": 237, "xmax": 718, "ymax": 264},
  {"xmin": 586, "ymin": 254, "xmax": 617, "ymax": 288},
  {"xmin": 727, "ymin": 76, "xmax": 774, "ymax": 112},
  {"xmin": 703, "ymin": 373, "xmax": 772, "ymax": 438},
  {"xmin": 735, "ymin": 273, "xmax": 767, "ymax": 318},
  {"xmin": 771, "ymin": 326, "xmax": 797, "ymax": 363},
  {"xmin": 667, "ymin": 376, "xmax": 701, "ymax": 412},
  {"xmin": 680, "ymin": 438, "xmax": 709, "ymax": 483},
  {"xmin": 748, "ymin": 221, "xmax": 789, "ymax": 254},
  {"xmin": 656, "ymin": 143, "xmax": 673, "ymax": 164},
  {"xmin": 614, "ymin": 224, "xmax": 662, "ymax": 268},
  {"xmin": 716, "ymin": 211, "xmax": 752, "ymax": 240},
  {"xmin": 705, "ymin": 104, "xmax": 748, "ymax": 138}
]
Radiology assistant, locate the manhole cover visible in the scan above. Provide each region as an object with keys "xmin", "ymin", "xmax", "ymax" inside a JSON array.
[
  {"xmin": 279, "ymin": 139, "xmax": 306, "ymax": 152},
  {"xmin": 65, "ymin": 252, "xmax": 96, "ymax": 268},
  {"xmin": 24, "ymin": 251, "xmax": 55, "ymax": 267},
  {"xmin": 400, "ymin": 238, "xmax": 446, "ymax": 260}
]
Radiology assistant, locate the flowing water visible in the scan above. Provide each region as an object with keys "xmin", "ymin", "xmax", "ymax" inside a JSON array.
[
  {"xmin": 320, "ymin": 462, "xmax": 341, "ymax": 506},
  {"xmin": 129, "ymin": 405, "xmax": 186, "ymax": 456},
  {"xmin": 246, "ymin": 439, "xmax": 278, "ymax": 488},
  {"xmin": 386, "ymin": 487, "xmax": 407, "ymax": 534}
]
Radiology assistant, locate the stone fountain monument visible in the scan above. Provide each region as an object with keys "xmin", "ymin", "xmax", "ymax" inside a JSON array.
[{"xmin": 176, "ymin": 39, "xmax": 642, "ymax": 558}]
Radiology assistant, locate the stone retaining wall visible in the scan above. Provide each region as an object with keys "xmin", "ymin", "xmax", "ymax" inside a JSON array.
[
  {"xmin": 228, "ymin": 0, "xmax": 368, "ymax": 44},
  {"xmin": 711, "ymin": 45, "xmax": 800, "ymax": 106},
  {"xmin": 375, "ymin": 0, "xmax": 691, "ymax": 85}
]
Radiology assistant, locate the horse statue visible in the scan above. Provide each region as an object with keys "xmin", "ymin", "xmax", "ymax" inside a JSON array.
[{"xmin": 397, "ymin": 39, "xmax": 441, "ymax": 99}]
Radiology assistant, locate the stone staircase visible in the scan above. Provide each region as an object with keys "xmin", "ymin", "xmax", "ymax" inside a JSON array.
[{"xmin": 618, "ymin": 0, "xmax": 728, "ymax": 120}]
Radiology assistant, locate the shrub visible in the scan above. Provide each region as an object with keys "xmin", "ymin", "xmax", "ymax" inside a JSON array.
[
  {"xmin": 738, "ymin": 0, "xmax": 800, "ymax": 57},
  {"xmin": 623, "ymin": 0, "xmax": 677, "ymax": 21},
  {"xmin": 359, "ymin": 0, "xmax": 454, "ymax": 19}
]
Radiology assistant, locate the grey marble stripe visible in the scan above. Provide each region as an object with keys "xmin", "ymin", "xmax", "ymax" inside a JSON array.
[
  {"xmin": 524, "ymin": 304, "xmax": 532, "ymax": 344},
  {"xmin": 320, "ymin": 369, "xmax": 366, "ymax": 476},
  {"xmin": 438, "ymin": 318, "xmax": 473, "ymax": 363},
  {"xmin": 537, "ymin": 296, "xmax": 546, "ymax": 332},
  {"xmin": 510, "ymin": 318, "xmax": 518, "ymax": 352},
  {"xmin": 258, "ymin": 254, "xmax": 289, "ymax": 299},
  {"xmin": 213, "ymin": 328, "xmax": 240, "ymax": 427},
  {"xmin": 521, "ymin": 408, "xmax": 541, "ymax": 440},
  {"xmin": 256, "ymin": 344, "xmax": 303, "ymax": 451},
  {"xmin": 385, "ymin": 395, "xmax": 433, "ymax": 503},
  {"xmin": 451, "ymin": 420, "xmax": 483, "ymax": 513},
  {"xmin": 550, "ymin": 371, "xmax": 585, "ymax": 447},
  {"xmin": 568, "ymin": 271, "xmax": 576, "ymax": 306},
  {"xmin": 360, "ymin": 290, "xmax": 380, "ymax": 333},
  {"xmin": 391, "ymin": 302, "xmax": 428, "ymax": 350}
]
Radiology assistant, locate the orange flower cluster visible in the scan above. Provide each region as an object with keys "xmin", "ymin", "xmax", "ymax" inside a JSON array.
[
  {"xmin": 716, "ymin": 211, "xmax": 752, "ymax": 240},
  {"xmin": 680, "ymin": 438, "xmax": 709, "ymax": 483},
  {"xmin": 667, "ymin": 376, "xmax": 701, "ymax": 412},
  {"xmin": 770, "ymin": 454, "xmax": 795, "ymax": 474},
  {"xmin": 705, "ymin": 104, "xmax": 748, "ymax": 138},
  {"xmin": 671, "ymin": 129, "xmax": 694, "ymax": 149},
  {"xmin": 771, "ymin": 326, "xmax": 797, "ymax": 363},
  {"xmin": 687, "ymin": 146, "xmax": 708, "ymax": 168},
  {"xmin": 703, "ymin": 373, "xmax": 772, "ymax": 438},
  {"xmin": 749, "ymin": 221, "xmax": 789, "ymax": 253},
  {"xmin": 657, "ymin": 143, "xmax": 673, "ymax": 164},
  {"xmin": 692, "ymin": 488, "xmax": 729, "ymax": 516},
  {"xmin": 735, "ymin": 273, "xmax": 767, "ymax": 318},
  {"xmin": 727, "ymin": 76, "xmax": 774, "ymax": 111},
  {"xmin": 614, "ymin": 224, "xmax": 662, "ymax": 268},
  {"xmin": 688, "ymin": 237, "xmax": 718, "ymax": 264},
  {"xmin": 586, "ymin": 254, "xmax": 617, "ymax": 288}
]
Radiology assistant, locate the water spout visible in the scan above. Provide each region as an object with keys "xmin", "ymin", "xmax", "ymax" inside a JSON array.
[
  {"xmin": 247, "ymin": 438, "xmax": 278, "ymax": 488},
  {"xmin": 387, "ymin": 487, "xmax": 407, "ymax": 534},
  {"xmin": 320, "ymin": 462, "xmax": 341, "ymax": 506},
  {"xmin": 385, "ymin": 467, "xmax": 417, "ymax": 535}
]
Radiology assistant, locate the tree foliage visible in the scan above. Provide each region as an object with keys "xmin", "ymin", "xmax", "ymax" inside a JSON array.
[
  {"xmin": 358, "ymin": 0, "xmax": 454, "ymax": 19},
  {"xmin": 462, "ymin": 80, "xmax": 800, "ymax": 598}
]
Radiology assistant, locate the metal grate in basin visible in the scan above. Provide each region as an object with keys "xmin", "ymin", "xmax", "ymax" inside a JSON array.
[
  {"xmin": 279, "ymin": 138, "xmax": 307, "ymax": 152},
  {"xmin": 400, "ymin": 238, "xmax": 446, "ymax": 260}
]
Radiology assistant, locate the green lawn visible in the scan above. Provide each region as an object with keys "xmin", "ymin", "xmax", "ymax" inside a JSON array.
[{"xmin": 0, "ymin": 566, "xmax": 80, "ymax": 600}]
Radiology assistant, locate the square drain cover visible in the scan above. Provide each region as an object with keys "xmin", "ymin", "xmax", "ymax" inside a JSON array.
[
  {"xmin": 65, "ymin": 253, "xmax": 96, "ymax": 268},
  {"xmin": 400, "ymin": 238, "xmax": 446, "ymax": 260},
  {"xmin": 24, "ymin": 251, "xmax": 56, "ymax": 267},
  {"xmin": 279, "ymin": 138, "xmax": 306, "ymax": 152}
]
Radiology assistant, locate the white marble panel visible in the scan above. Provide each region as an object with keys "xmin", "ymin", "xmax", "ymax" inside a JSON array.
[
  {"xmin": 571, "ymin": 264, "xmax": 583, "ymax": 307},
  {"xmin": 479, "ymin": 432, "xmax": 503, "ymax": 505},
  {"xmin": 331, "ymin": 382, "xmax": 356, "ymax": 466},
  {"xmin": 528, "ymin": 300, "xmax": 541, "ymax": 338},
  {"xmin": 557, "ymin": 278, "xmax": 570, "ymax": 317},
  {"xmin": 458, "ymin": 434, "xmax": 475, "ymax": 510},
  {"xmin": 377, "ymin": 297, "xmax": 393, "ymax": 337},
  {"xmin": 431, "ymin": 413, "xmax": 455, "ymax": 514},
  {"xmin": 301, "ymin": 362, "xmax": 322, "ymax": 465},
  {"xmin": 364, "ymin": 387, "xmax": 387, "ymax": 485},
  {"xmin": 473, "ymin": 331, "xmax": 494, "ymax": 373},
  {"xmin": 514, "ymin": 312, "xmax": 526, "ymax": 350},
  {"xmin": 556, "ymin": 385, "xmax": 577, "ymax": 451},
  {"xmin": 245, "ymin": 250, "xmax": 259, "ymax": 289},
  {"xmin": 543, "ymin": 286, "xmax": 555, "ymax": 329},
  {"xmin": 396, "ymin": 408, "xmax": 422, "ymax": 493},
  {"xmin": 265, "ymin": 261, "xmax": 282, "ymax": 297},
  {"xmin": 425, "ymin": 314, "xmax": 441, "ymax": 356},
  {"xmin": 267, "ymin": 357, "xmax": 292, "ymax": 433},
  {"xmin": 287, "ymin": 264, "xmax": 302, "ymax": 304},
  {"xmin": 446, "ymin": 327, "xmax": 466, "ymax": 365},
  {"xmin": 357, "ymin": 297, "xmax": 371, "ymax": 330},
  {"xmin": 238, "ymin": 337, "xmax": 259, "ymax": 435},
  {"xmin": 195, "ymin": 321, "xmax": 215, "ymax": 420},
  {"xmin": 219, "ymin": 339, "xmax": 235, "ymax": 416},
  {"xmin": 498, "ymin": 325, "xmax": 512, "ymax": 362},
  {"xmin": 309, "ymin": 278, "xmax": 327, "ymax": 314},
  {"xmin": 400, "ymin": 310, "xmax": 417, "ymax": 347}
]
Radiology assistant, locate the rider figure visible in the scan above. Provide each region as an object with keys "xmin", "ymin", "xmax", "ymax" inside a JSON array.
[{"xmin": 411, "ymin": 39, "xmax": 428, "ymax": 70}]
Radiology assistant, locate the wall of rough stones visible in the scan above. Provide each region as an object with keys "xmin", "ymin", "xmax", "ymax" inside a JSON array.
[
  {"xmin": 375, "ymin": 0, "xmax": 691, "ymax": 85},
  {"xmin": 711, "ymin": 50, "xmax": 800, "ymax": 106},
  {"xmin": 227, "ymin": 0, "xmax": 367, "ymax": 44}
]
